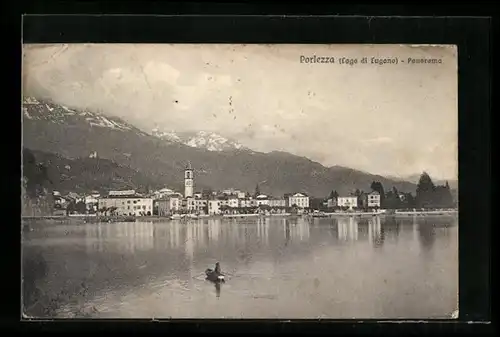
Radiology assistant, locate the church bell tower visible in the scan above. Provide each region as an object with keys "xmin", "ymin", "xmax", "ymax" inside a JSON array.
[{"xmin": 184, "ymin": 161, "xmax": 194, "ymax": 198}]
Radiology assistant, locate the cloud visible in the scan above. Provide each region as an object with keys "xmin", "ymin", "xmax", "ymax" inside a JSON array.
[{"xmin": 22, "ymin": 44, "xmax": 458, "ymax": 179}]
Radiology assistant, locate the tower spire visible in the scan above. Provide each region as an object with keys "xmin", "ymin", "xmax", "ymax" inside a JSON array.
[{"xmin": 184, "ymin": 161, "xmax": 194, "ymax": 198}]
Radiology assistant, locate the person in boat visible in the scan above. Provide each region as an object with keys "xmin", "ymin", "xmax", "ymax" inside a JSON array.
[{"xmin": 205, "ymin": 262, "xmax": 225, "ymax": 283}]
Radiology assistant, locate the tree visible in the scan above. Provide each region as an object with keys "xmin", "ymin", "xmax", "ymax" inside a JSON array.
[
  {"xmin": 383, "ymin": 187, "xmax": 402, "ymax": 209},
  {"xmin": 99, "ymin": 207, "xmax": 108, "ymax": 216},
  {"xmin": 433, "ymin": 182, "xmax": 454, "ymax": 208},
  {"xmin": 403, "ymin": 192, "xmax": 416, "ymax": 209},
  {"xmin": 22, "ymin": 148, "xmax": 53, "ymax": 199},
  {"xmin": 108, "ymin": 206, "xmax": 118, "ymax": 216},
  {"xmin": 416, "ymin": 172, "xmax": 436, "ymax": 208},
  {"xmin": 66, "ymin": 201, "xmax": 76, "ymax": 215},
  {"xmin": 75, "ymin": 201, "xmax": 87, "ymax": 214}
]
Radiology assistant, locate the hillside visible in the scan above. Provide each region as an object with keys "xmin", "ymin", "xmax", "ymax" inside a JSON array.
[
  {"xmin": 25, "ymin": 148, "xmax": 162, "ymax": 195},
  {"xmin": 22, "ymin": 97, "xmax": 417, "ymax": 197}
]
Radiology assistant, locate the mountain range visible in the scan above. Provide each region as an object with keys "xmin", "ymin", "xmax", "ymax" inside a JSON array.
[
  {"xmin": 151, "ymin": 128, "xmax": 247, "ymax": 152},
  {"xmin": 22, "ymin": 97, "xmax": 420, "ymax": 197}
]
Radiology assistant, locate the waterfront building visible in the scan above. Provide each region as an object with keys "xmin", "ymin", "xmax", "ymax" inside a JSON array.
[
  {"xmin": 239, "ymin": 198, "xmax": 254, "ymax": 208},
  {"xmin": 208, "ymin": 200, "xmax": 221, "ymax": 215},
  {"xmin": 337, "ymin": 196, "xmax": 358, "ymax": 210},
  {"xmin": 287, "ymin": 193, "xmax": 310, "ymax": 209},
  {"xmin": 228, "ymin": 196, "xmax": 239, "ymax": 208},
  {"xmin": 99, "ymin": 190, "xmax": 153, "ymax": 216},
  {"xmin": 367, "ymin": 191, "xmax": 381, "ymax": 208},
  {"xmin": 157, "ymin": 196, "xmax": 180, "ymax": 216},
  {"xmin": 256, "ymin": 194, "xmax": 270, "ymax": 206}
]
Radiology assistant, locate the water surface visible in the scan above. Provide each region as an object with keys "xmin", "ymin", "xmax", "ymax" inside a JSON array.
[{"xmin": 22, "ymin": 216, "xmax": 458, "ymax": 319}]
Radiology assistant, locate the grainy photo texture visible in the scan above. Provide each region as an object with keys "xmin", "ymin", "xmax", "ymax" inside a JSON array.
[{"xmin": 21, "ymin": 44, "xmax": 458, "ymax": 319}]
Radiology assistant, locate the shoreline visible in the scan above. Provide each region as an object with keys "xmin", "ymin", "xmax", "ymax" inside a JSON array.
[{"xmin": 22, "ymin": 210, "xmax": 458, "ymax": 225}]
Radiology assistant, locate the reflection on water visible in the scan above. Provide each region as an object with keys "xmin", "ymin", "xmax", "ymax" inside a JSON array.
[
  {"xmin": 215, "ymin": 282, "xmax": 221, "ymax": 298},
  {"xmin": 22, "ymin": 215, "xmax": 458, "ymax": 319}
]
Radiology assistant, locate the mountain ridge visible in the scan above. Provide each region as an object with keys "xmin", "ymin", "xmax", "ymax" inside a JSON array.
[
  {"xmin": 22, "ymin": 97, "xmax": 419, "ymax": 197},
  {"xmin": 151, "ymin": 128, "xmax": 249, "ymax": 152}
]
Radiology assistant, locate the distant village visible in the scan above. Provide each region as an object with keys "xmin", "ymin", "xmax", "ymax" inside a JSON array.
[{"xmin": 51, "ymin": 162, "xmax": 392, "ymax": 218}]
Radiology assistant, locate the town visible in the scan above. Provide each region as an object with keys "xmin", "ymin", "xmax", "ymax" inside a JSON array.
[{"xmin": 47, "ymin": 162, "xmax": 456, "ymax": 220}]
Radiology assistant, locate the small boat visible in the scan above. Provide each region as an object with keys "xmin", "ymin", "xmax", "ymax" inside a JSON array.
[{"xmin": 205, "ymin": 262, "xmax": 225, "ymax": 283}]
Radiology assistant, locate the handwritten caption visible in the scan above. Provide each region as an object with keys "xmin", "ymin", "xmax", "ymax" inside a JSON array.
[{"xmin": 299, "ymin": 56, "xmax": 443, "ymax": 65}]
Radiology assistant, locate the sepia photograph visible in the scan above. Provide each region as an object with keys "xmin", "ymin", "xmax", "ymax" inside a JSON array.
[{"xmin": 21, "ymin": 43, "xmax": 458, "ymax": 319}]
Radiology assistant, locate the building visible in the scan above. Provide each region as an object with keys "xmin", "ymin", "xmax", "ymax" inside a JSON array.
[
  {"xmin": 367, "ymin": 191, "xmax": 381, "ymax": 208},
  {"xmin": 152, "ymin": 188, "xmax": 176, "ymax": 200},
  {"xmin": 337, "ymin": 196, "xmax": 358, "ymax": 210},
  {"xmin": 269, "ymin": 198, "xmax": 286, "ymax": 207},
  {"xmin": 98, "ymin": 190, "xmax": 153, "ymax": 216},
  {"xmin": 288, "ymin": 193, "xmax": 310, "ymax": 209},
  {"xmin": 327, "ymin": 197, "xmax": 337, "ymax": 209},
  {"xmin": 255, "ymin": 194, "xmax": 270, "ymax": 206},
  {"xmin": 222, "ymin": 188, "xmax": 235, "ymax": 195},
  {"xmin": 239, "ymin": 198, "xmax": 254, "ymax": 208},
  {"xmin": 227, "ymin": 196, "xmax": 239, "ymax": 208},
  {"xmin": 208, "ymin": 200, "xmax": 221, "ymax": 215},
  {"xmin": 157, "ymin": 196, "xmax": 180, "ymax": 216},
  {"xmin": 184, "ymin": 162, "xmax": 194, "ymax": 198}
]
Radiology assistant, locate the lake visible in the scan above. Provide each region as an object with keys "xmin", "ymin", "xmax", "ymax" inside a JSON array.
[{"xmin": 22, "ymin": 215, "xmax": 458, "ymax": 319}]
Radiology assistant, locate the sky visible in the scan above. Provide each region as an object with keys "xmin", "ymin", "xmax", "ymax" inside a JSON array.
[{"xmin": 22, "ymin": 44, "xmax": 458, "ymax": 180}]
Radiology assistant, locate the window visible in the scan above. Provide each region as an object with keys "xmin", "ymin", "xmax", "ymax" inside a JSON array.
[
  {"xmin": 143, "ymin": 205, "xmax": 146, "ymax": 210},
  {"xmin": 127, "ymin": 206, "xmax": 130, "ymax": 210},
  {"xmin": 127, "ymin": 200, "xmax": 130, "ymax": 204}
]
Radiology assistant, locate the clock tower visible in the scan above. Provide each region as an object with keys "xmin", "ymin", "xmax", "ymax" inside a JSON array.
[{"xmin": 184, "ymin": 161, "xmax": 194, "ymax": 198}]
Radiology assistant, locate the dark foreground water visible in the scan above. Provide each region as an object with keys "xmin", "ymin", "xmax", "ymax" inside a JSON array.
[{"xmin": 22, "ymin": 216, "xmax": 458, "ymax": 319}]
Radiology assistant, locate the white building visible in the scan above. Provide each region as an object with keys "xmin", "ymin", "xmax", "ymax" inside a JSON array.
[
  {"xmin": 239, "ymin": 198, "xmax": 254, "ymax": 208},
  {"xmin": 157, "ymin": 196, "xmax": 180, "ymax": 216},
  {"xmin": 208, "ymin": 200, "xmax": 221, "ymax": 215},
  {"xmin": 337, "ymin": 196, "xmax": 358, "ymax": 210},
  {"xmin": 99, "ymin": 192, "xmax": 153, "ymax": 216},
  {"xmin": 255, "ymin": 194, "xmax": 270, "ymax": 206},
  {"xmin": 367, "ymin": 191, "xmax": 381, "ymax": 208},
  {"xmin": 288, "ymin": 193, "xmax": 310, "ymax": 209},
  {"xmin": 237, "ymin": 191, "xmax": 246, "ymax": 199}
]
